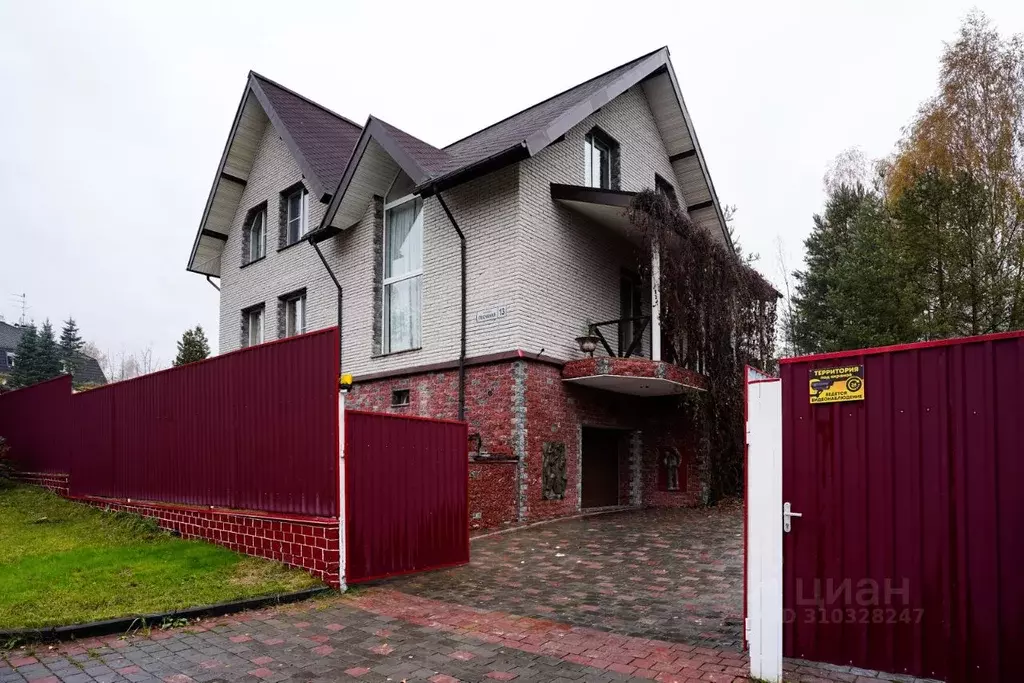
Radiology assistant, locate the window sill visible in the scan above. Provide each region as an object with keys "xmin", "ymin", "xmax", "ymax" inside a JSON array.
[
  {"xmin": 390, "ymin": 403, "xmax": 411, "ymax": 409},
  {"xmin": 277, "ymin": 239, "xmax": 307, "ymax": 254},
  {"xmin": 371, "ymin": 346, "xmax": 423, "ymax": 360},
  {"xmin": 240, "ymin": 256, "xmax": 266, "ymax": 269}
]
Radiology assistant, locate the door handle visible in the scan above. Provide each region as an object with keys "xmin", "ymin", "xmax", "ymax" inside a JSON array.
[{"xmin": 783, "ymin": 501, "xmax": 802, "ymax": 533}]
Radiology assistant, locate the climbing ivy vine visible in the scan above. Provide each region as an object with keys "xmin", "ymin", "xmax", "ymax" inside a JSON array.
[{"xmin": 627, "ymin": 190, "xmax": 777, "ymax": 502}]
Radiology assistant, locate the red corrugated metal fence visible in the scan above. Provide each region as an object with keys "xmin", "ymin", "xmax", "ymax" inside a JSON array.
[
  {"xmin": 0, "ymin": 329, "xmax": 339, "ymax": 517},
  {"xmin": 344, "ymin": 410, "xmax": 469, "ymax": 583},
  {"xmin": 0, "ymin": 375, "xmax": 74, "ymax": 473},
  {"xmin": 780, "ymin": 331, "xmax": 1024, "ymax": 682}
]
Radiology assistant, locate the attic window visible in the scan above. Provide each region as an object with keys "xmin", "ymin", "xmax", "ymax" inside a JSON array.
[
  {"xmin": 584, "ymin": 128, "xmax": 619, "ymax": 190},
  {"xmin": 280, "ymin": 184, "xmax": 310, "ymax": 247},
  {"xmin": 243, "ymin": 203, "xmax": 267, "ymax": 265}
]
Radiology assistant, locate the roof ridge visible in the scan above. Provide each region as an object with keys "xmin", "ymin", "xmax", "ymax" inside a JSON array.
[
  {"xmin": 442, "ymin": 46, "xmax": 666, "ymax": 150},
  {"xmin": 373, "ymin": 115, "xmax": 449, "ymax": 154},
  {"xmin": 249, "ymin": 71, "xmax": 363, "ymax": 131}
]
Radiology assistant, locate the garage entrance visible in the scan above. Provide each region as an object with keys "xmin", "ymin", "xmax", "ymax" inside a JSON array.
[{"xmin": 580, "ymin": 427, "xmax": 627, "ymax": 508}]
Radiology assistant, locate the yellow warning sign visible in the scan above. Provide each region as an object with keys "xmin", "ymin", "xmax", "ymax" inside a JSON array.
[{"xmin": 809, "ymin": 365, "xmax": 864, "ymax": 404}]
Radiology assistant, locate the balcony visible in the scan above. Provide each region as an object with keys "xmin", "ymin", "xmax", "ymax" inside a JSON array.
[{"xmin": 563, "ymin": 317, "xmax": 708, "ymax": 396}]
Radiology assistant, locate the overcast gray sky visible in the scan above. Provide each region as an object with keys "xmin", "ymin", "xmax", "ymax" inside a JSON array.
[{"xmin": 1, "ymin": 0, "xmax": 1022, "ymax": 365}]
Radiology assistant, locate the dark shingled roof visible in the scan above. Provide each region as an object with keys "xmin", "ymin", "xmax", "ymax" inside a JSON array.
[
  {"xmin": 351, "ymin": 49, "xmax": 661, "ymax": 186},
  {"xmin": 439, "ymin": 48, "xmax": 661, "ymax": 173},
  {"xmin": 0, "ymin": 321, "xmax": 21, "ymax": 350},
  {"xmin": 251, "ymin": 74, "xmax": 363, "ymax": 195},
  {"xmin": 374, "ymin": 118, "xmax": 453, "ymax": 177}
]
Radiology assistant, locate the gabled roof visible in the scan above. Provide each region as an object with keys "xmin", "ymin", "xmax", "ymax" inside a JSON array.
[
  {"xmin": 441, "ymin": 47, "xmax": 665, "ymax": 173},
  {"xmin": 189, "ymin": 47, "xmax": 733, "ymax": 274},
  {"xmin": 315, "ymin": 47, "xmax": 733, "ymax": 249},
  {"xmin": 186, "ymin": 72, "xmax": 362, "ymax": 276},
  {"xmin": 252, "ymin": 74, "xmax": 363, "ymax": 198}
]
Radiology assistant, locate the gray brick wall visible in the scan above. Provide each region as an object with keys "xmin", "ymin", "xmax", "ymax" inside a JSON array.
[
  {"xmin": 218, "ymin": 117, "xmax": 521, "ymax": 378},
  {"xmin": 516, "ymin": 85, "xmax": 675, "ymax": 360},
  {"xmin": 218, "ymin": 84, "xmax": 679, "ymax": 376}
]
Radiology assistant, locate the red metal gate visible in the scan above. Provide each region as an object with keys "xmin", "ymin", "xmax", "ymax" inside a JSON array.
[
  {"xmin": 780, "ymin": 332, "xmax": 1024, "ymax": 682},
  {"xmin": 344, "ymin": 410, "xmax": 469, "ymax": 583}
]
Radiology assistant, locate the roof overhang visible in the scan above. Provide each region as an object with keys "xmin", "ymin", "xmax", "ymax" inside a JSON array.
[
  {"xmin": 550, "ymin": 184, "xmax": 638, "ymax": 240},
  {"xmin": 315, "ymin": 117, "xmax": 435, "ymax": 235},
  {"xmin": 186, "ymin": 74, "xmax": 342, "ymax": 276}
]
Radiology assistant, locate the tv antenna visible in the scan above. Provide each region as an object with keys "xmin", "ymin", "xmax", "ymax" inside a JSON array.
[{"xmin": 12, "ymin": 293, "xmax": 28, "ymax": 325}]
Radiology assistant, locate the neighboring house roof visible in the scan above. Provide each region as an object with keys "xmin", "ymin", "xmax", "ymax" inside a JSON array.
[
  {"xmin": 0, "ymin": 321, "xmax": 107, "ymax": 385},
  {"xmin": 65, "ymin": 354, "xmax": 107, "ymax": 386},
  {"xmin": 187, "ymin": 72, "xmax": 363, "ymax": 276},
  {"xmin": 189, "ymin": 47, "xmax": 733, "ymax": 274},
  {"xmin": 0, "ymin": 321, "xmax": 22, "ymax": 350}
]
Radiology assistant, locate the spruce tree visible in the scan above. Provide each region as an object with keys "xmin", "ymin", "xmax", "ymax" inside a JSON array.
[
  {"xmin": 59, "ymin": 317, "xmax": 85, "ymax": 376},
  {"xmin": 9, "ymin": 324, "xmax": 39, "ymax": 388},
  {"xmin": 36, "ymin": 320, "xmax": 63, "ymax": 381},
  {"xmin": 173, "ymin": 325, "xmax": 211, "ymax": 366}
]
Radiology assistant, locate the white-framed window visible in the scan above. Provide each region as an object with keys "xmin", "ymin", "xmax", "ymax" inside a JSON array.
[
  {"xmin": 5, "ymin": 352, "xmax": 14, "ymax": 369},
  {"xmin": 382, "ymin": 195, "xmax": 423, "ymax": 354},
  {"xmin": 284, "ymin": 292, "xmax": 306, "ymax": 337},
  {"xmin": 247, "ymin": 208, "xmax": 266, "ymax": 262},
  {"xmin": 285, "ymin": 187, "xmax": 309, "ymax": 245},
  {"xmin": 245, "ymin": 307, "xmax": 264, "ymax": 347},
  {"xmin": 584, "ymin": 130, "xmax": 614, "ymax": 189}
]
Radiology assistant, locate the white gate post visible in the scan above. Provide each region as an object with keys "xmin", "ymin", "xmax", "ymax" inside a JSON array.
[
  {"xmin": 746, "ymin": 378, "xmax": 783, "ymax": 682},
  {"xmin": 337, "ymin": 380, "xmax": 349, "ymax": 591}
]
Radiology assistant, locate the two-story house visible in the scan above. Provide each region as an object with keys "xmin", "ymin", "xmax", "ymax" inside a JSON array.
[{"xmin": 186, "ymin": 47, "xmax": 733, "ymax": 529}]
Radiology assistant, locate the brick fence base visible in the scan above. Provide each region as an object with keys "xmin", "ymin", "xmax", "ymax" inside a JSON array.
[
  {"xmin": 11, "ymin": 472, "xmax": 341, "ymax": 588},
  {"xmin": 11, "ymin": 470, "xmax": 70, "ymax": 497}
]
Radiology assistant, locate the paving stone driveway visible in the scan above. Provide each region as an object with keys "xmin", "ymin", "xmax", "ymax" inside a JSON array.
[
  {"xmin": 389, "ymin": 504, "xmax": 745, "ymax": 650},
  {"xmin": 3, "ymin": 504, "xmax": 936, "ymax": 682}
]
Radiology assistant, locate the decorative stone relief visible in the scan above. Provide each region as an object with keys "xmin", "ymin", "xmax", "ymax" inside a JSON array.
[
  {"xmin": 663, "ymin": 447, "xmax": 682, "ymax": 491},
  {"xmin": 542, "ymin": 441, "xmax": 567, "ymax": 500}
]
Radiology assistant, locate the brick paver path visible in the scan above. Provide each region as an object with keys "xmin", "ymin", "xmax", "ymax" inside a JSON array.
[
  {"xmin": 392, "ymin": 505, "xmax": 745, "ymax": 649},
  {"xmin": 2, "ymin": 505, "xmax": 937, "ymax": 682}
]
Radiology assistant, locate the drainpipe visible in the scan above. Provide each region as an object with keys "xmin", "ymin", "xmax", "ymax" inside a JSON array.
[
  {"xmin": 306, "ymin": 231, "xmax": 346, "ymax": 591},
  {"xmin": 308, "ymin": 236, "xmax": 343, "ymax": 368},
  {"xmin": 205, "ymin": 275, "xmax": 220, "ymax": 292},
  {"xmin": 435, "ymin": 192, "xmax": 467, "ymax": 421}
]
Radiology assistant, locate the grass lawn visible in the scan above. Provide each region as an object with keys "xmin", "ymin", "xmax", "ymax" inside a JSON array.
[{"xmin": 0, "ymin": 483, "xmax": 322, "ymax": 629}]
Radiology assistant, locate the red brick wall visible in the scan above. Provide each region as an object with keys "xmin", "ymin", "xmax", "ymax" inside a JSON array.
[
  {"xmin": 468, "ymin": 459, "xmax": 517, "ymax": 530},
  {"xmin": 347, "ymin": 364, "xmax": 517, "ymax": 457},
  {"xmin": 642, "ymin": 420, "xmax": 701, "ymax": 508},
  {"xmin": 351, "ymin": 358, "xmax": 705, "ymax": 527},
  {"xmin": 12, "ymin": 470, "xmax": 69, "ymax": 497},
  {"xmin": 525, "ymin": 362, "xmax": 704, "ymax": 515},
  {"xmin": 74, "ymin": 496, "xmax": 341, "ymax": 587},
  {"xmin": 348, "ymin": 364, "xmax": 519, "ymax": 528}
]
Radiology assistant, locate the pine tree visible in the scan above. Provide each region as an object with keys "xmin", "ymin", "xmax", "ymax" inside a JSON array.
[
  {"xmin": 36, "ymin": 320, "xmax": 63, "ymax": 381},
  {"xmin": 59, "ymin": 317, "xmax": 85, "ymax": 377},
  {"xmin": 9, "ymin": 324, "xmax": 39, "ymax": 388},
  {"xmin": 173, "ymin": 325, "xmax": 211, "ymax": 366}
]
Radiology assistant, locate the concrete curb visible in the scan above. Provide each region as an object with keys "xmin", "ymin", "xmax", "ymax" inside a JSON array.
[{"xmin": 0, "ymin": 587, "xmax": 334, "ymax": 644}]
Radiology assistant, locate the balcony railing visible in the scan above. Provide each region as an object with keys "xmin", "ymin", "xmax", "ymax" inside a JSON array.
[{"xmin": 587, "ymin": 316, "xmax": 650, "ymax": 358}]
